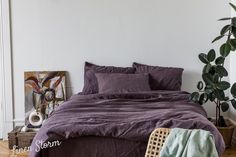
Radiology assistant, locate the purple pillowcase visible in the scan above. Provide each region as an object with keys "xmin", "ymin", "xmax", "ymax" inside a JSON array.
[
  {"xmin": 82, "ymin": 62, "xmax": 135, "ymax": 94},
  {"xmin": 133, "ymin": 62, "xmax": 184, "ymax": 91},
  {"xmin": 95, "ymin": 73, "xmax": 151, "ymax": 94}
]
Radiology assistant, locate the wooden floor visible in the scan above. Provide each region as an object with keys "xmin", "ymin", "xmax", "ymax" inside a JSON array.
[
  {"xmin": 0, "ymin": 140, "xmax": 28, "ymax": 157},
  {"xmin": 0, "ymin": 140, "xmax": 236, "ymax": 157}
]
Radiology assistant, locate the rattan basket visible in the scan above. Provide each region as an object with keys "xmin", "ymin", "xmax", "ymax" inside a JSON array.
[
  {"xmin": 8, "ymin": 126, "xmax": 37, "ymax": 149},
  {"xmin": 217, "ymin": 119, "xmax": 235, "ymax": 148},
  {"xmin": 17, "ymin": 131, "xmax": 37, "ymax": 148},
  {"xmin": 8, "ymin": 126, "xmax": 23, "ymax": 149},
  {"xmin": 145, "ymin": 128, "xmax": 171, "ymax": 157}
]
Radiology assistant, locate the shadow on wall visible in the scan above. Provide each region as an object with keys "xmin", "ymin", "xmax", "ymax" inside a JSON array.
[
  {"xmin": 65, "ymin": 71, "xmax": 73, "ymax": 99},
  {"xmin": 229, "ymin": 109, "xmax": 236, "ymax": 122},
  {"xmin": 182, "ymin": 70, "xmax": 201, "ymax": 93},
  {"xmin": 182, "ymin": 70, "xmax": 217, "ymax": 118}
]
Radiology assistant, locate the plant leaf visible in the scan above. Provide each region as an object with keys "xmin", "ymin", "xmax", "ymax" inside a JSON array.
[
  {"xmin": 230, "ymin": 39, "xmax": 236, "ymax": 50},
  {"xmin": 214, "ymin": 90, "xmax": 225, "ymax": 101},
  {"xmin": 199, "ymin": 93, "xmax": 208, "ymax": 105},
  {"xmin": 209, "ymin": 93, "xmax": 216, "ymax": 101},
  {"xmin": 25, "ymin": 77, "xmax": 41, "ymax": 93},
  {"xmin": 213, "ymin": 74, "xmax": 220, "ymax": 83},
  {"xmin": 207, "ymin": 49, "xmax": 216, "ymax": 62},
  {"xmin": 221, "ymin": 102, "xmax": 229, "ymax": 112},
  {"xmin": 41, "ymin": 72, "xmax": 60, "ymax": 86},
  {"xmin": 212, "ymin": 35, "xmax": 224, "ymax": 43},
  {"xmin": 220, "ymin": 43, "xmax": 231, "ymax": 57},
  {"xmin": 199, "ymin": 53, "xmax": 209, "ymax": 64},
  {"xmin": 205, "ymin": 89, "xmax": 213, "ymax": 94},
  {"xmin": 232, "ymin": 17, "xmax": 236, "ymax": 27},
  {"xmin": 206, "ymin": 84, "xmax": 213, "ymax": 88},
  {"xmin": 224, "ymin": 97, "xmax": 230, "ymax": 101},
  {"xmin": 232, "ymin": 26, "xmax": 236, "ymax": 38},
  {"xmin": 197, "ymin": 81, "xmax": 204, "ymax": 90},
  {"xmin": 202, "ymin": 73, "xmax": 214, "ymax": 85},
  {"xmin": 219, "ymin": 17, "xmax": 232, "ymax": 21},
  {"xmin": 216, "ymin": 81, "xmax": 231, "ymax": 90},
  {"xmin": 215, "ymin": 56, "xmax": 225, "ymax": 65},
  {"xmin": 216, "ymin": 65, "xmax": 228, "ymax": 77},
  {"xmin": 220, "ymin": 25, "xmax": 232, "ymax": 35},
  {"xmin": 190, "ymin": 92, "xmax": 200, "ymax": 102},
  {"xmin": 209, "ymin": 65, "xmax": 216, "ymax": 75},
  {"xmin": 231, "ymin": 99, "xmax": 236, "ymax": 109},
  {"xmin": 230, "ymin": 3, "xmax": 236, "ymax": 12},
  {"xmin": 203, "ymin": 64, "xmax": 212, "ymax": 74},
  {"xmin": 231, "ymin": 83, "xmax": 236, "ymax": 97}
]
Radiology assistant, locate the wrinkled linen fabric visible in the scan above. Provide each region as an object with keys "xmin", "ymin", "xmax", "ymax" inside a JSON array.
[{"xmin": 29, "ymin": 91, "xmax": 224, "ymax": 157}]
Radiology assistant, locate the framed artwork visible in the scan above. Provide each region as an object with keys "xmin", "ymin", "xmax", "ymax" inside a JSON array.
[{"xmin": 24, "ymin": 71, "xmax": 66, "ymax": 125}]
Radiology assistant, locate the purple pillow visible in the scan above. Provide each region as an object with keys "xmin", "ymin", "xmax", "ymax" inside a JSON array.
[
  {"xmin": 95, "ymin": 73, "xmax": 151, "ymax": 93},
  {"xmin": 82, "ymin": 62, "xmax": 135, "ymax": 94},
  {"xmin": 133, "ymin": 62, "xmax": 184, "ymax": 91}
]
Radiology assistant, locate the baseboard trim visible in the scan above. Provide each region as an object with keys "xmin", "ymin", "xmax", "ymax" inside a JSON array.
[
  {"xmin": 0, "ymin": 0, "xmax": 14, "ymax": 139},
  {"xmin": 13, "ymin": 118, "xmax": 24, "ymax": 122},
  {"xmin": 13, "ymin": 118, "xmax": 25, "ymax": 128}
]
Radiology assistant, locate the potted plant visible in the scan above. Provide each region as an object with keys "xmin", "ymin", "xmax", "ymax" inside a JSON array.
[{"xmin": 190, "ymin": 3, "xmax": 236, "ymax": 147}]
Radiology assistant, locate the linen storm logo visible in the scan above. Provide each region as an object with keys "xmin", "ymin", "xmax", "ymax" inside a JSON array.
[
  {"xmin": 34, "ymin": 140, "xmax": 62, "ymax": 152},
  {"xmin": 10, "ymin": 140, "xmax": 62, "ymax": 156}
]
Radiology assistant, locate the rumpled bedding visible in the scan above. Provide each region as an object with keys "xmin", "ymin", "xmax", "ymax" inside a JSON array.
[{"xmin": 29, "ymin": 91, "xmax": 225, "ymax": 157}]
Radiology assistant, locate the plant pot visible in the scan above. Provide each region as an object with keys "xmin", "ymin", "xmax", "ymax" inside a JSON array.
[{"xmin": 217, "ymin": 119, "xmax": 235, "ymax": 148}]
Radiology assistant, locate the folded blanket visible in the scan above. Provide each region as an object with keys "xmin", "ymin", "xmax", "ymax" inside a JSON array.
[{"xmin": 159, "ymin": 128, "xmax": 218, "ymax": 157}]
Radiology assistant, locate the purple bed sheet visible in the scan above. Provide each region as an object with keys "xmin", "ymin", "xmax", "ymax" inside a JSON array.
[
  {"xmin": 29, "ymin": 91, "xmax": 225, "ymax": 157},
  {"xmin": 40, "ymin": 136, "xmax": 147, "ymax": 157}
]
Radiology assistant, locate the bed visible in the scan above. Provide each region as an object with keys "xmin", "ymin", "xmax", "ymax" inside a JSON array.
[
  {"xmin": 29, "ymin": 62, "xmax": 225, "ymax": 157},
  {"xmin": 29, "ymin": 90, "xmax": 225, "ymax": 157}
]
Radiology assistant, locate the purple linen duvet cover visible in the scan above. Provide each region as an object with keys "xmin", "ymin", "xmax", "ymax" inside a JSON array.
[{"xmin": 29, "ymin": 91, "xmax": 225, "ymax": 157}]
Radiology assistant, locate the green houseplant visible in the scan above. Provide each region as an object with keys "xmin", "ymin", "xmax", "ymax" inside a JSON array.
[{"xmin": 190, "ymin": 3, "xmax": 236, "ymax": 127}]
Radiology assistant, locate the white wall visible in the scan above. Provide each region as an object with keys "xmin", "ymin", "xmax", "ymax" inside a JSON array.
[
  {"xmin": 10, "ymin": 0, "xmax": 230, "ymax": 125},
  {"xmin": 0, "ymin": 18, "xmax": 2, "ymax": 138},
  {"xmin": 230, "ymin": 0, "xmax": 236, "ymax": 121},
  {"xmin": 0, "ymin": 1, "xmax": 3, "ymax": 139},
  {"xmin": 230, "ymin": 48, "xmax": 236, "ymax": 121},
  {"xmin": 1, "ymin": 0, "xmax": 14, "ymax": 139}
]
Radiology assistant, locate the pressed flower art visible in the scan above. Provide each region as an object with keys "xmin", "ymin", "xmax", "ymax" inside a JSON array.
[{"xmin": 24, "ymin": 71, "xmax": 66, "ymax": 125}]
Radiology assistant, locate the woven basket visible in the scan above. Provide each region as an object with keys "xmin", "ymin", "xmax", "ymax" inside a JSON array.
[
  {"xmin": 217, "ymin": 120, "xmax": 235, "ymax": 148},
  {"xmin": 17, "ymin": 131, "xmax": 37, "ymax": 148},
  {"xmin": 8, "ymin": 126, "xmax": 37, "ymax": 149},
  {"xmin": 145, "ymin": 128, "xmax": 171, "ymax": 157},
  {"xmin": 8, "ymin": 126, "xmax": 23, "ymax": 149}
]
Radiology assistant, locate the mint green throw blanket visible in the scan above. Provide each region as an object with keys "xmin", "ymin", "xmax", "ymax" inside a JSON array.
[{"xmin": 159, "ymin": 128, "xmax": 218, "ymax": 157}]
